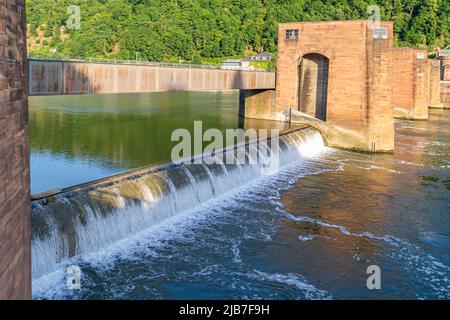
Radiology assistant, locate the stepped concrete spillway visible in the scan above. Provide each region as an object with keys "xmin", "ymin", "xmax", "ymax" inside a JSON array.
[{"xmin": 30, "ymin": 126, "xmax": 325, "ymax": 280}]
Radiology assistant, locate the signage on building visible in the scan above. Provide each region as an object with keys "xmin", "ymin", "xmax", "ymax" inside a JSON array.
[{"xmin": 373, "ymin": 27, "xmax": 388, "ymax": 39}]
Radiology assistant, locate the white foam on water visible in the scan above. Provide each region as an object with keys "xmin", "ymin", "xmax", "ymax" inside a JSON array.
[
  {"xmin": 32, "ymin": 129, "xmax": 331, "ymax": 297},
  {"xmin": 295, "ymin": 132, "xmax": 326, "ymax": 158},
  {"xmin": 282, "ymin": 210, "xmax": 450, "ymax": 299},
  {"xmin": 298, "ymin": 235, "xmax": 317, "ymax": 242},
  {"xmin": 248, "ymin": 270, "xmax": 332, "ymax": 300},
  {"xmin": 231, "ymin": 239, "xmax": 242, "ymax": 264},
  {"xmin": 284, "ymin": 212, "xmax": 406, "ymax": 246},
  {"xmin": 367, "ymin": 165, "xmax": 402, "ymax": 174},
  {"xmin": 32, "ymin": 158, "xmax": 335, "ymax": 299}
]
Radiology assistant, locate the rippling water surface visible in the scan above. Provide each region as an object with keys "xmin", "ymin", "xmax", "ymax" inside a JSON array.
[
  {"xmin": 29, "ymin": 91, "xmax": 286, "ymax": 194},
  {"xmin": 32, "ymin": 102, "xmax": 450, "ymax": 299}
]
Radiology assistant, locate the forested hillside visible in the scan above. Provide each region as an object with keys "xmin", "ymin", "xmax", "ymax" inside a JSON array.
[{"xmin": 26, "ymin": 0, "xmax": 450, "ymax": 63}]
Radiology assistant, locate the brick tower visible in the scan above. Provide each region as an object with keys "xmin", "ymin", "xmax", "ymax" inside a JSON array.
[
  {"xmin": 0, "ymin": 0, "xmax": 31, "ymax": 299},
  {"xmin": 275, "ymin": 20, "xmax": 394, "ymax": 152}
]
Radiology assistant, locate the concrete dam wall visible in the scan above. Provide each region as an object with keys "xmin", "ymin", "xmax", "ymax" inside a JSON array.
[{"xmin": 28, "ymin": 60, "xmax": 276, "ymax": 96}]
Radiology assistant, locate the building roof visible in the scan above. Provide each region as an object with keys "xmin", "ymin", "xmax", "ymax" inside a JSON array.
[
  {"xmin": 221, "ymin": 59, "xmax": 242, "ymax": 63},
  {"xmin": 243, "ymin": 52, "xmax": 273, "ymax": 61}
]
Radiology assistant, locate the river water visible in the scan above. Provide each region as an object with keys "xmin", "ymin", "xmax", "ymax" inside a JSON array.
[
  {"xmin": 30, "ymin": 92, "xmax": 450, "ymax": 299},
  {"xmin": 29, "ymin": 92, "xmax": 287, "ymax": 194}
]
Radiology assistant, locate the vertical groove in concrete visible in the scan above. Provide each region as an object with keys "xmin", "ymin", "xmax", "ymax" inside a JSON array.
[
  {"xmin": 89, "ymin": 63, "xmax": 94, "ymax": 94},
  {"xmin": 61, "ymin": 61, "xmax": 65, "ymax": 94},
  {"xmin": 155, "ymin": 67, "xmax": 159, "ymax": 92}
]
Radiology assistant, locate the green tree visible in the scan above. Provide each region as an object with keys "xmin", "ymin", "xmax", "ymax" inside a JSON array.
[{"xmin": 26, "ymin": 0, "xmax": 450, "ymax": 59}]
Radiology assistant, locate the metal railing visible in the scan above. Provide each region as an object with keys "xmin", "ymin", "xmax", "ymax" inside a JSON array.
[{"xmin": 27, "ymin": 54, "xmax": 272, "ymax": 72}]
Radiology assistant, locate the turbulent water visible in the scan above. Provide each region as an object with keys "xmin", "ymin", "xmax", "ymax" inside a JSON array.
[
  {"xmin": 32, "ymin": 109, "xmax": 450, "ymax": 300},
  {"xmin": 31, "ymin": 128, "xmax": 323, "ymax": 279}
]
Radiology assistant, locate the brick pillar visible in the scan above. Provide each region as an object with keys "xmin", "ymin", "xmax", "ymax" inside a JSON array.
[
  {"xmin": 392, "ymin": 49, "xmax": 429, "ymax": 120},
  {"xmin": 239, "ymin": 89, "xmax": 277, "ymax": 120},
  {"xmin": 440, "ymin": 57, "xmax": 450, "ymax": 81},
  {"xmin": 365, "ymin": 22, "xmax": 394, "ymax": 152},
  {"xmin": 441, "ymin": 82, "xmax": 450, "ymax": 107},
  {"xmin": 429, "ymin": 59, "xmax": 442, "ymax": 108},
  {"xmin": 413, "ymin": 50, "xmax": 430, "ymax": 119},
  {"xmin": 0, "ymin": 0, "xmax": 31, "ymax": 299}
]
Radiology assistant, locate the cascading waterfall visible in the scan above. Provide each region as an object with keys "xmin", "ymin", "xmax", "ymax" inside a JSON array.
[{"xmin": 31, "ymin": 127, "xmax": 326, "ymax": 280}]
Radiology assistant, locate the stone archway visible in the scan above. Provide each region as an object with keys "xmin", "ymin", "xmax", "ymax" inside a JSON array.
[{"xmin": 297, "ymin": 53, "xmax": 329, "ymax": 121}]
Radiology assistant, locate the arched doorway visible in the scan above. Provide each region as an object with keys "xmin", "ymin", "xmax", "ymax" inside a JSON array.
[{"xmin": 297, "ymin": 53, "xmax": 329, "ymax": 121}]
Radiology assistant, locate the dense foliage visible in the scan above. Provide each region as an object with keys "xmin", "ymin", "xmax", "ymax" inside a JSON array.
[{"xmin": 26, "ymin": 0, "xmax": 450, "ymax": 62}]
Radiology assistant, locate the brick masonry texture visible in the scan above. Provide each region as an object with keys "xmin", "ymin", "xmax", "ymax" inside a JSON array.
[
  {"xmin": 239, "ymin": 89, "xmax": 277, "ymax": 120},
  {"xmin": 440, "ymin": 52, "xmax": 450, "ymax": 106},
  {"xmin": 392, "ymin": 48, "xmax": 429, "ymax": 119},
  {"xmin": 429, "ymin": 59, "xmax": 442, "ymax": 108},
  {"xmin": 275, "ymin": 20, "xmax": 394, "ymax": 152},
  {"xmin": 0, "ymin": 0, "xmax": 31, "ymax": 299},
  {"xmin": 440, "ymin": 57, "xmax": 450, "ymax": 81},
  {"xmin": 441, "ymin": 82, "xmax": 450, "ymax": 106}
]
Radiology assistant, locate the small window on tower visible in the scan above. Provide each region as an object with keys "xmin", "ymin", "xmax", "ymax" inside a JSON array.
[{"xmin": 285, "ymin": 29, "xmax": 299, "ymax": 41}]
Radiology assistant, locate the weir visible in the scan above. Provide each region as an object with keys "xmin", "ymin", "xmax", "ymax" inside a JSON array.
[
  {"xmin": 4, "ymin": 8, "xmax": 448, "ymax": 297},
  {"xmin": 31, "ymin": 126, "xmax": 325, "ymax": 279},
  {"xmin": 28, "ymin": 59, "xmax": 275, "ymax": 96}
]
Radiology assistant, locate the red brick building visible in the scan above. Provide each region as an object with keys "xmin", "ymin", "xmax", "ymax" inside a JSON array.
[{"xmin": 275, "ymin": 20, "xmax": 395, "ymax": 152}]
